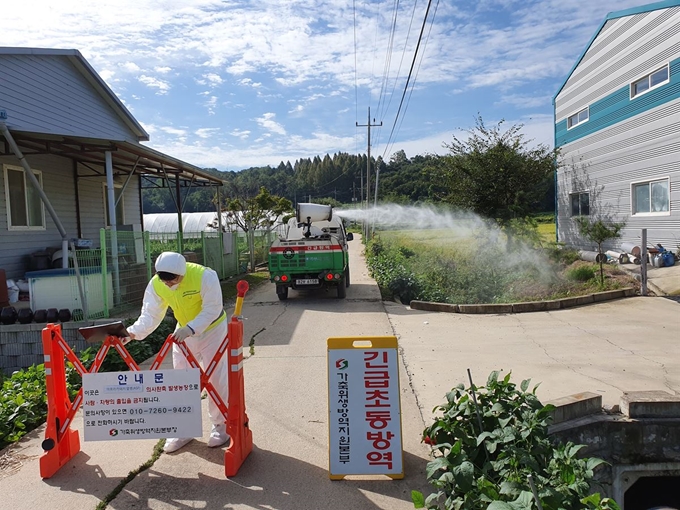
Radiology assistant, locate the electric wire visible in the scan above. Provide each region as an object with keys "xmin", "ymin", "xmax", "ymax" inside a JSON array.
[
  {"xmin": 389, "ymin": 0, "xmax": 439, "ymax": 159},
  {"xmin": 375, "ymin": 0, "xmax": 401, "ymax": 123},
  {"xmin": 379, "ymin": 0, "xmax": 420, "ymax": 135},
  {"xmin": 353, "ymin": 0, "xmax": 360, "ymax": 155},
  {"xmin": 380, "ymin": 0, "xmax": 435, "ymax": 160}
]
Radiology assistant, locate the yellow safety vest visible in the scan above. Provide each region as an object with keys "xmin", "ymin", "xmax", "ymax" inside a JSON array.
[{"xmin": 152, "ymin": 262, "xmax": 225, "ymax": 332}]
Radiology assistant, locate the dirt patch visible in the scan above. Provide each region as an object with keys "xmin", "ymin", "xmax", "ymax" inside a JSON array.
[
  {"xmin": 0, "ymin": 448, "xmax": 35, "ymax": 479},
  {"xmin": 509, "ymin": 261, "xmax": 641, "ymax": 303}
]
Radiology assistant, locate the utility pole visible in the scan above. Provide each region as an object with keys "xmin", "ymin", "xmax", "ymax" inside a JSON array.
[{"xmin": 356, "ymin": 107, "xmax": 382, "ymax": 240}]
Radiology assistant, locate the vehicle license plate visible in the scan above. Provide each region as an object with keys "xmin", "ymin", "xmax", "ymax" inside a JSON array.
[{"xmin": 297, "ymin": 278, "xmax": 319, "ymax": 285}]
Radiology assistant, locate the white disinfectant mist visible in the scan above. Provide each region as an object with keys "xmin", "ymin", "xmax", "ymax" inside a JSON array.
[{"xmin": 335, "ymin": 204, "xmax": 558, "ymax": 302}]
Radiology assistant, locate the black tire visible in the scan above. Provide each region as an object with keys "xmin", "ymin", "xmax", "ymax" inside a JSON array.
[
  {"xmin": 337, "ymin": 277, "xmax": 347, "ymax": 299},
  {"xmin": 277, "ymin": 286, "xmax": 288, "ymax": 301},
  {"xmin": 345, "ymin": 266, "xmax": 350, "ymax": 287}
]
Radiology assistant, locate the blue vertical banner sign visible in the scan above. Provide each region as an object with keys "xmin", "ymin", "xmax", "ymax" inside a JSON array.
[{"xmin": 327, "ymin": 336, "xmax": 404, "ymax": 479}]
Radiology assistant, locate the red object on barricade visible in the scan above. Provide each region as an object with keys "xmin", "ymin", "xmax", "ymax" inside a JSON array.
[
  {"xmin": 40, "ymin": 324, "xmax": 140, "ymax": 479},
  {"xmin": 40, "ymin": 280, "xmax": 252, "ymax": 479}
]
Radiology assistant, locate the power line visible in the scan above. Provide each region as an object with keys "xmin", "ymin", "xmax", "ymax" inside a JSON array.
[
  {"xmin": 390, "ymin": 0, "xmax": 439, "ymax": 159},
  {"xmin": 375, "ymin": 0, "xmax": 401, "ymax": 123},
  {"xmin": 379, "ymin": 0, "xmax": 420, "ymax": 130},
  {"xmin": 381, "ymin": 0, "xmax": 435, "ymax": 160}
]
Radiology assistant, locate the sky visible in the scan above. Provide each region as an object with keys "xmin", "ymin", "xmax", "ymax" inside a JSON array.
[{"xmin": 1, "ymin": 0, "xmax": 648, "ymax": 171}]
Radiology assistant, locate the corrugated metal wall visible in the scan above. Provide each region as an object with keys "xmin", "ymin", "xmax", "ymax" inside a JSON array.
[
  {"xmin": 0, "ymin": 53, "xmax": 135, "ymax": 141},
  {"xmin": 555, "ymin": 7, "xmax": 680, "ymax": 252},
  {"xmin": 0, "ymin": 154, "xmax": 141, "ymax": 280}
]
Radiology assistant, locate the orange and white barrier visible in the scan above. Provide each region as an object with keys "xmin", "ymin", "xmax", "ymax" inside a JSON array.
[{"xmin": 40, "ymin": 280, "xmax": 252, "ymax": 479}]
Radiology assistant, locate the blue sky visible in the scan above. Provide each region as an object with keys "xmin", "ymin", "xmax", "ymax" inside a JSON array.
[{"xmin": 2, "ymin": 0, "xmax": 646, "ymax": 171}]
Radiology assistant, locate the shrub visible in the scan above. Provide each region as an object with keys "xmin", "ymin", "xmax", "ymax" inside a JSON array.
[
  {"xmin": 566, "ymin": 264, "xmax": 596, "ymax": 282},
  {"xmin": 413, "ymin": 371, "xmax": 619, "ymax": 510},
  {"xmin": 0, "ymin": 364, "xmax": 48, "ymax": 450}
]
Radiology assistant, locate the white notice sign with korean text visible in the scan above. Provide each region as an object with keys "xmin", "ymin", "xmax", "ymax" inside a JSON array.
[
  {"xmin": 327, "ymin": 336, "xmax": 403, "ymax": 478},
  {"xmin": 82, "ymin": 368, "xmax": 202, "ymax": 441}
]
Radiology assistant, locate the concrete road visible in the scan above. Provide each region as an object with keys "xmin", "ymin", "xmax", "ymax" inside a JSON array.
[
  {"xmin": 385, "ymin": 296, "xmax": 680, "ymax": 420},
  {"xmin": 100, "ymin": 238, "xmax": 434, "ymax": 509},
  {"xmin": 2, "ymin": 235, "xmax": 679, "ymax": 510}
]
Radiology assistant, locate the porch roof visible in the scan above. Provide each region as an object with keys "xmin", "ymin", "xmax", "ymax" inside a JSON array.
[{"xmin": 1, "ymin": 129, "xmax": 223, "ymax": 187}]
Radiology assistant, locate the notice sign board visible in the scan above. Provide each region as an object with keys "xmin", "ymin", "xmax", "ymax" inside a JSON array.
[
  {"xmin": 327, "ymin": 336, "xmax": 404, "ymax": 479},
  {"xmin": 82, "ymin": 368, "xmax": 202, "ymax": 441}
]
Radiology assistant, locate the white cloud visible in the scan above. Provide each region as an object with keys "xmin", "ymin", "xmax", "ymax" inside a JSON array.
[
  {"xmin": 155, "ymin": 66, "xmax": 172, "ymax": 74},
  {"xmin": 256, "ymin": 112, "xmax": 286, "ymax": 136},
  {"xmin": 160, "ymin": 126, "xmax": 187, "ymax": 137},
  {"xmin": 203, "ymin": 95, "xmax": 218, "ymax": 115},
  {"xmin": 230, "ymin": 129, "xmax": 250, "ymax": 140},
  {"xmin": 138, "ymin": 75, "xmax": 171, "ymax": 94},
  {"xmin": 195, "ymin": 127, "xmax": 220, "ymax": 139},
  {"xmin": 122, "ymin": 61, "xmax": 141, "ymax": 72}
]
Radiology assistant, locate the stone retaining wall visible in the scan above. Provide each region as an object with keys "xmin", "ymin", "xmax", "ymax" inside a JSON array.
[{"xmin": 0, "ymin": 322, "xmax": 95, "ymax": 375}]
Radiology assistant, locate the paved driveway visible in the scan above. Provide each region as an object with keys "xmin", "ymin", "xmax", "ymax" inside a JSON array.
[{"xmin": 385, "ymin": 296, "xmax": 680, "ymax": 420}]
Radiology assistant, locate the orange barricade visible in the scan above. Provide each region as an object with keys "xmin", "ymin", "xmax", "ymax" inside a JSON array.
[
  {"xmin": 40, "ymin": 327, "xmax": 140, "ymax": 478},
  {"xmin": 40, "ymin": 280, "xmax": 252, "ymax": 479}
]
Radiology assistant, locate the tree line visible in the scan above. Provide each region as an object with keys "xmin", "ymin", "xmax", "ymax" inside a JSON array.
[{"xmin": 142, "ymin": 117, "xmax": 556, "ymax": 225}]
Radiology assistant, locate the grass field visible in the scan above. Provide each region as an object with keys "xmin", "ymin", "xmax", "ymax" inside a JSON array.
[
  {"xmin": 366, "ymin": 220, "xmax": 635, "ymax": 305},
  {"xmin": 537, "ymin": 222, "xmax": 556, "ymax": 244}
]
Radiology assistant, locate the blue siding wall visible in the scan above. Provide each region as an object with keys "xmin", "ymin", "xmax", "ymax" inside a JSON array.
[{"xmin": 556, "ymin": 58, "xmax": 680, "ymax": 147}]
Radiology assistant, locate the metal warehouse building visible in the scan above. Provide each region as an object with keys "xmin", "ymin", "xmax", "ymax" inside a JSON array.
[{"xmin": 554, "ymin": 0, "xmax": 680, "ymax": 252}]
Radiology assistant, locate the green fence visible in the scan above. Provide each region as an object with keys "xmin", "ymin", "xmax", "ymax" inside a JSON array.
[
  {"xmin": 60, "ymin": 230, "xmax": 252, "ymax": 320},
  {"xmin": 147, "ymin": 230, "xmax": 239, "ymax": 280}
]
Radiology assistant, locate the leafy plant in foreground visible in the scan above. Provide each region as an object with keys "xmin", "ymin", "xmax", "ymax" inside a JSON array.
[{"xmin": 413, "ymin": 370, "xmax": 619, "ymax": 510}]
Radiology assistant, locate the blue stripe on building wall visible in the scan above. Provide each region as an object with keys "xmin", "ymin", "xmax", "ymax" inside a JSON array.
[{"xmin": 555, "ymin": 58, "xmax": 680, "ymax": 148}]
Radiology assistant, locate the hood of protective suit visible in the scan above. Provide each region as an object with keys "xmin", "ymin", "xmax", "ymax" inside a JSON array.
[{"xmin": 155, "ymin": 252, "xmax": 187, "ymax": 276}]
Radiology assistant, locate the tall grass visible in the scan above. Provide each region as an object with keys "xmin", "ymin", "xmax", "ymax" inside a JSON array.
[
  {"xmin": 363, "ymin": 225, "xmax": 628, "ymax": 304},
  {"xmin": 366, "ymin": 232, "xmax": 559, "ymax": 304}
]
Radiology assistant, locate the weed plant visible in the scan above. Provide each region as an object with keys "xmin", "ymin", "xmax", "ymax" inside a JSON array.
[
  {"xmin": 366, "ymin": 231, "xmax": 634, "ymax": 305},
  {"xmin": 412, "ymin": 371, "xmax": 620, "ymax": 509},
  {"xmin": 566, "ymin": 264, "xmax": 597, "ymax": 283}
]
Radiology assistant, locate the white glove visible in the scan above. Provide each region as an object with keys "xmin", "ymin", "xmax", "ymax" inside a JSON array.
[
  {"xmin": 172, "ymin": 326, "xmax": 194, "ymax": 342},
  {"xmin": 122, "ymin": 333, "xmax": 136, "ymax": 345}
]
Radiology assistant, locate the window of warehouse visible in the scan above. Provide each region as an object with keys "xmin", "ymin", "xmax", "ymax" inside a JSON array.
[
  {"xmin": 631, "ymin": 65, "xmax": 669, "ymax": 99},
  {"xmin": 567, "ymin": 107, "xmax": 589, "ymax": 129},
  {"xmin": 632, "ymin": 178, "xmax": 669, "ymax": 215},
  {"xmin": 3, "ymin": 164, "xmax": 46, "ymax": 230},
  {"xmin": 570, "ymin": 192, "xmax": 589, "ymax": 216}
]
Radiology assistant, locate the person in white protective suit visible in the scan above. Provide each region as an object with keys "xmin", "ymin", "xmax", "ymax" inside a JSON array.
[{"xmin": 127, "ymin": 251, "xmax": 230, "ymax": 453}]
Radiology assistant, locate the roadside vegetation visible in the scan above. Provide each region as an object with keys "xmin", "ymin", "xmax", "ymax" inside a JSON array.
[
  {"xmin": 365, "ymin": 225, "xmax": 638, "ymax": 305},
  {"xmin": 413, "ymin": 371, "xmax": 620, "ymax": 509}
]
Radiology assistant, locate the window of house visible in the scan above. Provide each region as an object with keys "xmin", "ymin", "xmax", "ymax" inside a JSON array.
[
  {"xmin": 567, "ymin": 107, "xmax": 589, "ymax": 129},
  {"xmin": 3, "ymin": 164, "xmax": 45, "ymax": 230},
  {"xmin": 103, "ymin": 183, "xmax": 125, "ymax": 225},
  {"xmin": 570, "ymin": 192, "xmax": 590, "ymax": 216},
  {"xmin": 631, "ymin": 65, "xmax": 669, "ymax": 99},
  {"xmin": 632, "ymin": 178, "xmax": 669, "ymax": 215}
]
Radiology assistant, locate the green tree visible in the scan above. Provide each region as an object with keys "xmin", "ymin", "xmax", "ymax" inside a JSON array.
[
  {"xmin": 574, "ymin": 217, "xmax": 625, "ymax": 285},
  {"xmin": 223, "ymin": 186, "xmax": 292, "ymax": 271},
  {"xmin": 429, "ymin": 116, "xmax": 556, "ymax": 233}
]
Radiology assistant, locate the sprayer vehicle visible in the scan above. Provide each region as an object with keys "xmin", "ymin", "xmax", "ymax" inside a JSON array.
[{"xmin": 268, "ymin": 203, "xmax": 353, "ymax": 300}]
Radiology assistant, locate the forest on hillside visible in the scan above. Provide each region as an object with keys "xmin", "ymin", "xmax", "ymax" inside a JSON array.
[{"xmin": 142, "ymin": 119, "xmax": 556, "ymax": 220}]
